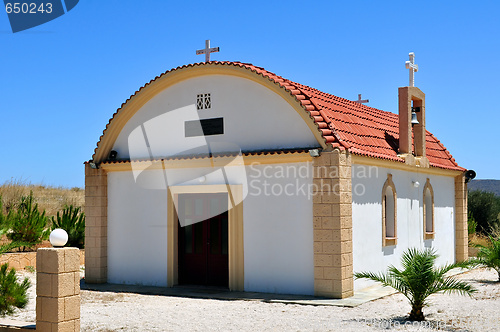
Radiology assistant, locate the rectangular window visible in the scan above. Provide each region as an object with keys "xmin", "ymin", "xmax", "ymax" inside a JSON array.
[{"xmin": 185, "ymin": 117, "xmax": 224, "ymax": 137}]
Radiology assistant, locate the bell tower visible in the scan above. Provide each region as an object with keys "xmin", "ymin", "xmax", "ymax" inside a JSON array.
[{"xmin": 398, "ymin": 52, "xmax": 429, "ymax": 168}]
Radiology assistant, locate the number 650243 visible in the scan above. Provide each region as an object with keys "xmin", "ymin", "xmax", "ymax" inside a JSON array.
[{"xmin": 5, "ymin": 2, "xmax": 53, "ymax": 14}]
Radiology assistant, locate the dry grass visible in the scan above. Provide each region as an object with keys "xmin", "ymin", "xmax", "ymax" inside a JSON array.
[
  {"xmin": 0, "ymin": 178, "xmax": 85, "ymax": 218},
  {"xmin": 0, "ymin": 178, "xmax": 85, "ymax": 250},
  {"xmin": 469, "ymin": 233, "xmax": 492, "ymax": 247}
]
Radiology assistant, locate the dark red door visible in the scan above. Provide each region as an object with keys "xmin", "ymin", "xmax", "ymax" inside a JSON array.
[{"xmin": 178, "ymin": 193, "xmax": 229, "ymax": 287}]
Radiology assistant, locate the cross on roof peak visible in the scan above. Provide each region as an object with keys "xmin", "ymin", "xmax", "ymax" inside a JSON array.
[
  {"xmin": 405, "ymin": 52, "xmax": 418, "ymax": 87},
  {"xmin": 354, "ymin": 94, "xmax": 369, "ymax": 104},
  {"xmin": 196, "ymin": 40, "xmax": 220, "ymax": 62}
]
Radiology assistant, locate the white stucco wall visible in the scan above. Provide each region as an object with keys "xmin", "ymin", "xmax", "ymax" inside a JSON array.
[
  {"xmin": 244, "ymin": 162, "xmax": 314, "ymax": 295},
  {"xmin": 351, "ymin": 164, "xmax": 456, "ymax": 290},
  {"xmin": 111, "ymin": 74, "xmax": 320, "ymax": 161},
  {"xmin": 107, "ymin": 170, "xmax": 169, "ymax": 286},
  {"xmin": 107, "ymin": 162, "xmax": 315, "ymax": 294}
]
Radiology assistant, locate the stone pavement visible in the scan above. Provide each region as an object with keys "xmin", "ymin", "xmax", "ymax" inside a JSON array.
[
  {"xmin": 0, "ymin": 319, "xmax": 35, "ymax": 331},
  {"xmin": 81, "ymin": 268, "xmax": 471, "ymax": 308},
  {"xmin": 81, "ymin": 281, "xmax": 396, "ymax": 308}
]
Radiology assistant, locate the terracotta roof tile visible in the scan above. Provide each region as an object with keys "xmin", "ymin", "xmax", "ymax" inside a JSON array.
[{"xmin": 93, "ymin": 61, "xmax": 464, "ymax": 171}]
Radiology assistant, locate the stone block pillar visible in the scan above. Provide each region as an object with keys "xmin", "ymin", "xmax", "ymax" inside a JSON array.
[
  {"xmin": 84, "ymin": 163, "xmax": 107, "ymax": 283},
  {"xmin": 36, "ymin": 248, "xmax": 80, "ymax": 332},
  {"xmin": 312, "ymin": 149, "xmax": 354, "ymax": 299},
  {"xmin": 455, "ymin": 174, "xmax": 468, "ymax": 262}
]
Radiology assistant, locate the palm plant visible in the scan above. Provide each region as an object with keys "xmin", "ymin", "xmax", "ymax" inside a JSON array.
[
  {"xmin": 51, "ymin": 205, "xmax": 85, "ymax": 248},
  {"xmin": 354, "ymin": 248, "xmax": 476, "ymax": 321},
  {"xmin": 472, "ymin": 234, "xmax": 500, "ymax": 281}
]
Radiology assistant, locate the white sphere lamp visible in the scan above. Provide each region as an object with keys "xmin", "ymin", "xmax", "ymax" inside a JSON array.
[{"xmin": 50, "ymin": 229, "xmax": 68, "ymax": 247}]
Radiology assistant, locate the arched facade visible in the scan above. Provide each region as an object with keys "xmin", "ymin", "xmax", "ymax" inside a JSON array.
[{"xmin": 91, "ymin": 62, "xmax": 330, "ymax": 164}]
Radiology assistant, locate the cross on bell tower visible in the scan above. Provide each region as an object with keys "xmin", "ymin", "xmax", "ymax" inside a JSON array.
[
  {"xmin": 405, "ymin": 52, "xmax": 418, "ymax": 87},
  {"xmin": 398, "ymin": 51, "xmax": 428, "ymax": 168},
  {"xmin": 196, "ymin": 40, "xmax": 220, "ymax": 62}
]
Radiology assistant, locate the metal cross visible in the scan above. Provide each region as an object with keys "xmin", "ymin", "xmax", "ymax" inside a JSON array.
[
  {"xmin": 405, "ymin": 52, "xmax": 418, "ymax": 87},
  {"xmin": 354, "ymin": 94, "xmax": 369, "ymax": 104},
  {"xmin": 196, "ymin": 40, "xmax": 220, "ymax": 62}
]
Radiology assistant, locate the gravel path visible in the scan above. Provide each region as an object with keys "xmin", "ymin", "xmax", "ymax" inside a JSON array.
[{"xmin": 10, "ymin": 268, "xmax": 500, "ymax": 331}]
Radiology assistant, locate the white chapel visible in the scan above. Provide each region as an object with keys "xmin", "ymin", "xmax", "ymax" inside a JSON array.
[{"xmin": 84, "ymin": 49, "xmax": 469, "ymax": 298}]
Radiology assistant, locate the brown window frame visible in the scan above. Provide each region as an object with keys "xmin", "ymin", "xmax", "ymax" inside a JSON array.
[
  {"xmin": 382, "ymin": 174, "xmax": 397, "ymax": 247},
  {"xmin": 423, "ymin": 178, "xmax": 435, "ymax": 240}
]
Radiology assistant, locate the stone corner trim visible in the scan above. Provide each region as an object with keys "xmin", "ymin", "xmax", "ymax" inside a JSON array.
[
  {"xmin": 84, "ymin": 164, "xmax": 107, "ymax": 284},
  {"xmin": 455, "ymin": 174, "xmax": 468, "ymax": 262},
  {"xmin": 312, "ymin": 150, "xmax": 354, "ymax": 299}
]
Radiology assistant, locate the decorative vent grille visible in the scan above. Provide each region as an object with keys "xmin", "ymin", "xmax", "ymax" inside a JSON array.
[{"xmin": 197, "ymin": 93, "xmax": 211, "ymax": 110}]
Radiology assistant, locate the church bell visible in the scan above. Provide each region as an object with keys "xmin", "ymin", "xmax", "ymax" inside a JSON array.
[{"xmin": 411, "ymin": 110, "xmax": 419, "ymax": 125}]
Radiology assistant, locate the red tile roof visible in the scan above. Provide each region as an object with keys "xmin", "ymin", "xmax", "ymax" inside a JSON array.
[
  {"xmin": 93, "ymin": 61, "xmax": 464, "ymax": 171},
  {"xmin": 228, "ymin": 62, "xmax": 463, "ymax": 171}
]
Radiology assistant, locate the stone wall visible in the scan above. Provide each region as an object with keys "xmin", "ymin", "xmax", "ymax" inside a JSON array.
[
  {"xmin": 0, "ymin": 251, "xmax": 84, "ymax": 271},
  {"xmin": 455, "ymin": 174, "xmax": 468, "ymax": 262},
  {"xmin": 312, "ymin": 149, "xmax": 354, "ymax": 299},
  {"xmin": 36, "ymin": 248, "xmax": 81, "ymax": 331},
  {"xmin": 84, "ymin": 163, "xmax": 108, "ymax": 283}
]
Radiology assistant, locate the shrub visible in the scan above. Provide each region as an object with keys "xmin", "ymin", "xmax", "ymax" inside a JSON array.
[
  {"xmin": 0, "ymin": 240, "xmax": 30, "ymax": 317},
  {"xmin": 472, "ymin": 234, "xmax": 500, "ymax": 281},
  {"xmin": 468, "ymin": 211, "xmax": 477, "ymax": 235},
  {"xmin": 0, "ymin": 263, "xmax": 30, "ymax": 316},
  {"xmin": 5, "ymin": 191, "xmax": 49, "ymax": 251},
  {"xmin": 468, "ymin": 190, "xmax": 500, "ymax": 234},
  {"xmin": 0, "ymin": 199, "xmax": 32, "ymax": 253},
  {"xmin": 0, "ymin": 196, "xmax": 6, "ymax": 228},
  {"xmin": 355, "ymin": 248, "xmax": 476, "ymax": 321},
  {"xmin": 51, "ymin": 205, "xmax": 85, "ymax": 248}
]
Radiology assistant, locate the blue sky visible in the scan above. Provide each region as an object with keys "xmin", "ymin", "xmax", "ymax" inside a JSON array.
[{"xmin": 0, "ymin": 0, "xmax": 498, "ymax": 188}]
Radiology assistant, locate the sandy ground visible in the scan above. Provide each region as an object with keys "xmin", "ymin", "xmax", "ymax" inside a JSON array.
[{"xmin": 10, "ymin": 268, "xmax": 500, "ymax": 331}]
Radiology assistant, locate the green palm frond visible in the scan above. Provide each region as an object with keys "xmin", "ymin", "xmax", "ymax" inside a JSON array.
[
  {"xmin": 355, "ymin": 247, "xmax": 477, "ymax": 321},
  {"xmin": 354, "ymin": 271, "xmax": 394, "ymax": 288},
  {"xmin": 473, "ymin": 235, "xmax": 500, "ymax": 280},
  {"xmin": 433, "ymin": 260, "xmax": 475, "ymax": 278},
  {"xmin": 426, "ymin": 276, "xmax": 477, "ymax": 297}
]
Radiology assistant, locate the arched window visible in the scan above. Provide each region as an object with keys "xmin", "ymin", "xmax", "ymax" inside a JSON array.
[
  {"xmin": 423, "ymin": 178, "xmax": 434, "ymax": 240},
  {"xmin": 382, "ymin": 174, "xmax": 397, "ymax": 246}
]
